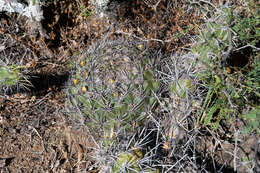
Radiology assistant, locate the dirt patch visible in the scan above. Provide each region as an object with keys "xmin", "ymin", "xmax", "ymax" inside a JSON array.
[
  {"xmin": 0, "ymin": 91, "xmax": 97, "ymax": 172},
  {"xmin": 195, "ymin": 127, "xmax": 259, "ymax": 172},
  {"xmin": 110, "ymin": 0, "xmax": 203, "ymax": 53}
]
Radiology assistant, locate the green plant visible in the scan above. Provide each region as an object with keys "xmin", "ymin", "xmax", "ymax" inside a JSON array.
[
  {"xmin": 0, "ymin": 65, "xmax": 21, "ymax": 87},
  {"xmin": 245, "ymin": 56, "xmax": 260, "ymax": 98},
  {"xmin": 198, "ymin": 75, "xmax": 233, "ymax": 130},
  {"xmin": 113, "ymin": 147, "xmax": 159, "ymax": 173},
  {"xmin": 68, "ymin": 56, "xmax": 158, "ymax": 140},
  {"xmin": 240, "ymin": 107, "xmax": 260, "ymax": 135},
  {"xmin": 0, "ymin": 65, "xmax": 30, "ymax": 92},
  {"xmin": 231, "ymin": 1, "xmax": 260, "ymax": 47},
  {"xmin": 192, "ymin": 1, "xmax": 260, "ymax": 130},
  {"xmin": 192, "ymin": 7, "xmax": 233, "ymax": 129},
  {"xmin": 66, "ymin": 37, "xmax": 160, "ymax": 170},
  {"xmin": 76, "ymin": 0, "xmax": 94, "ymax": 17}
]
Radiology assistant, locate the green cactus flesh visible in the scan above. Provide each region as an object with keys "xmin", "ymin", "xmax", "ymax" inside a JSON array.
[{"xmin": 0, "ymin": 65, "xmax": 21, "ymax": 87}]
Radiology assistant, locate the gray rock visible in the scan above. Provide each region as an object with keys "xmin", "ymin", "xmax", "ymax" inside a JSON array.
[{"xmin": 0, "ymin": 0, "xmax": 43, "ymax": 22}]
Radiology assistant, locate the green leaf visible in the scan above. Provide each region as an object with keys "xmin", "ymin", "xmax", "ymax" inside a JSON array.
[
  {"xmin": 251, "ymin": 121, "xmax": 259, "ymax": 129},
  {"xmin": 204, "ymin": 99, "xmax": 221, "ymax": 126}
]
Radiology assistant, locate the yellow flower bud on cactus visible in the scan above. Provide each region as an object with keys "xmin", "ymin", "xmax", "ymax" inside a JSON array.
[
  {"xmin": 130, "ymin": 145, "xmax": 143, "ymax": 158},
  {"xmin": 81, "ymin": 86, "xmax": 87, "ymax": 93},
  {"xmin": 80, "ymin": 60, "xmax": 85, "ymax": 67},
  {"xmin": 109, "ymin": 78, "xmax": 115, "ymax": 84},
  {"xmin": 113, "ymin": 92, "xmax": 118, "ymax": 98},
  {"xmin": 137, "ymin": 44, "xmax": 143, "ymax": 50},
  {"xmin": 84, "ymin": 70, "xmax": 88, "ymax": 77},
  {"xmin": 73, "ymin": 79, "xmax": 78, "ymax": 85}
]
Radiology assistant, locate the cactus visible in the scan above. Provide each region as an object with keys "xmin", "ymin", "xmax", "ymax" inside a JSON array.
[
  {"xmin": 0, "ymin": 64, "xmax": 30, "ymax": 94},
  {"xmin": 66, "ymin": 35, "xmax": 160, "ymax": 171},
  {"xmin": 113, "ymin": 147, "xmax": 159, "ymax": 173},
  {"xmin": 0, "ymin": 65, "xmax": 20, "ymax": 87}
]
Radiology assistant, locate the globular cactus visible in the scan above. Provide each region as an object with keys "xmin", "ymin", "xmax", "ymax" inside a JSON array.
[
  {"xmin": 112, "ymin": 147, "xmax": 159, "ymax": 173},
  {"xmin": 0, "ymin": 65, "xmax": 20, "ymax": 87},
  {"xmin": 0, "ymin": 64, "xmax": 30, "ymax": 94},
  {"xmin": 66, "ymin": 35, "xmax": 160, "ymax": 171}
]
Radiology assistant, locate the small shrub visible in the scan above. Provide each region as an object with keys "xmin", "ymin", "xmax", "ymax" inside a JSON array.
[
  {"xmin": 192, "ymin": 1, "xmax": 260, "ymax": 130},
  {"xmin": 240, "ymin": 107, "xmax": 260, "ymax": 136}
]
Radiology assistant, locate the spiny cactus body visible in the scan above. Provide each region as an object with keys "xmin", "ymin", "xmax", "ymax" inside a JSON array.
[
  {"xmin": 66, "ymin": 35, "xmax": 160, "ymax": 171},
  {"xmin": 0, "ymin": 64, "xmax": 29, "ymax": 94},
  {"xmin": 0, "ymin": 65, "xmax": 20, "ymax": 87},
  {"xmin": 67, "ymin": 35, "xmax": 159, "ymax": 136}
]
